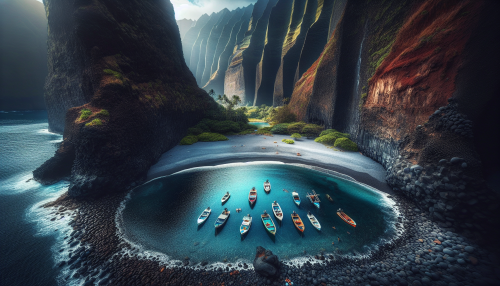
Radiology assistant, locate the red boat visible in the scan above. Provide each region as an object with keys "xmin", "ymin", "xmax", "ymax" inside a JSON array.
[
  {"xmin": 337, "ymin": 208, "xmax": 356, "ymax": 227},
  {"xmin": 249, "ymin": 187, "xmax": 257, "ymax": 205}
]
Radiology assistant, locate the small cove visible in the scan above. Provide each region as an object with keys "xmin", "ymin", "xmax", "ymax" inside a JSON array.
[{"xmin": 119, "ymin": 162, "xmax": 398, "ymax": 264}]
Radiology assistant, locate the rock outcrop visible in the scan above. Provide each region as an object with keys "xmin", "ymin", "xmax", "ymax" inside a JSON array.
[
  {"xmin": 34, "ymin": 0, "xmax": 216, "ymax": 197},
  {"xmin": 287, "ymin": 0, "xmax": 500, "ymax": 239},
  {"xmin": 253, "ymin": 246, "xmax": 280, "ymax": 277},
  {"xmin": 181, "ymin": 14, "xmax": 210, "ymax": 68},
  {"xmin": 176, "ymin": 19, "xmax": 195, "ymax": 40},
  {"xmin": 0, "ymin": 0, "xmax": 47, "ymax": 111}
]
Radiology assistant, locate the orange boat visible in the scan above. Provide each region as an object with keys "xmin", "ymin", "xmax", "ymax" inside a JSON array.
[
  {"xmin": 291, "ymin": 211, "xmax": 305, "ymax": 233},
  {"xmin": 337, "ymin": 208, "xmax": 356, "ymax": 227}
]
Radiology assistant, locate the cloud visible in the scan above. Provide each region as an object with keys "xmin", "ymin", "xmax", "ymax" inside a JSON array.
[{"xmin": 171, "ymin": 0, "xmax": 256, "ymax": 20}]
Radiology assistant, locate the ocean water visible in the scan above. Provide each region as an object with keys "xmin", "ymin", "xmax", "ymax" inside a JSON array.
[
  {"xmin": 0, "ymin": 111, "xmax": 68, "ymax": 286},
  {"xmin": 119, "ymin": 162, "xmax": 398, "ymax": 264}
]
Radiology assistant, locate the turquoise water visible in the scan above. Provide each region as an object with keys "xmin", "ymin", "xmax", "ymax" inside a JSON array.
[
  {"xmin": 120, "ymin": 163, "xmax": 398, "ymax": 264},
  {"xmin": 248, "ymin": 121, "xmax": 270, "ymax": 128}
]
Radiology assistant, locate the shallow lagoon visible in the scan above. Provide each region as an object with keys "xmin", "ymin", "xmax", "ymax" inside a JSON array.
[{"xmin": 120, "ymin": 162, "xmax": 398, "ymax": 264}]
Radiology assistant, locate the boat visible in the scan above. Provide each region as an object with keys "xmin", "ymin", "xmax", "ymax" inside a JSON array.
[
  {"xmin": 291, "ymin": 211, "xmax": 305, "ymax": 233},
  {"xmin": 292, "ymin": 191, "xmax": 301, "ymax": 206},
  {"xmin": 271, "ymin": 201, "xmax": 283, "ymax": 222},
  {"xmin": 325, "ymin": 194, "xmax": 334, "ymax": 202},
  {"xmin": 197, "ymin": 207, "xmax": 211, "ymax": 225},
  {"xmin": 214, "ymin": 208, "xmax": 230, "ymax": 228},
  {"xmin": 264, "ymin": 180, "xmax": 271, "ymax": 193},
  {"xmin": 261, "ymin": 210, "xmax": 276, "ymax": 236},
  {"xmin": 337, "ymin": 208, "xmax": 356, "ymax": 227},
  {"xmin": 307, "ymin": 211, "xmax": 321, "ymax": 231},
  {"xmin": 306, "ymin": 190, "xmax": 321, "ymax": 209},
  {"xmin": 240, "ymin": 214, "xmax": 252, "ymax": 235},
  {"xmin": 221, "ymin": 192, "xmax": 230, "ymax": 204},
  {"xmin": 248, "ymin": 187, "xmax": 257, "ymax": 205}
]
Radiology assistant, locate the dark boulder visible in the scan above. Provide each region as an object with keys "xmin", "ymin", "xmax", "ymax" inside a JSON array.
[{"xmin": 253, "ymin": 246, "xmax": 280, "ymax": 277}]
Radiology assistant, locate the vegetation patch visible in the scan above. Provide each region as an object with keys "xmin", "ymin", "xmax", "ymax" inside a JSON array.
[
  {"xmin": 180, "ymin": 135, "xmax": 198, "ymax": 145},
  {"xmin": 287, "ymin": 122, "xmax": 307, "ymax": 134},
  {"xmin": 291, "ymin": 133, "xmax": 302, "ymax": 140},
  {"xmin": 103, "ymin": 69, "xmax": 123, "ymax": 80},
  {"xmin": 98, "ymin": 109, "xmax": 109, "ymax": 116},
  {"xmin": 197, "ymin": 132, "xmax": 228, "ymax": 142},
  {"xmin": 79, "ymin": 108, "xmax": 92, "ymax": 120},
  {"xmin": 302, "ymin": 124, "xmax": 323, "ymax": 137},
  {"xmin": 85, "ymin": 118, "xmax": 102, "ymax": 127},
  {"xmin": 334, "ymin": 138, "xmax": 358, "ymax": 151},
  {"xmin": 281, "ymin": 139, "xmax": 294, "ymax": 144},
  {"xmin": 270, "ymin": 123, "xmax": 290, "ymax": 134},
  {"xmin": 255, "ymin": 127, "xmax": 272, "ymax": 135}
]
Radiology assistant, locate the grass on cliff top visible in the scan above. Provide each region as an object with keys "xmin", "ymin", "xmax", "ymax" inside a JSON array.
[
  {"xmin": 85, "ymin": 118, "xmax": 102, "ymax": 127},
  {"xmin": 103, "ymin": 69, "xmax": 123, "ymax": 80},
  {"xmin": 98, "ymin": 109, "xmax": 109, "ymax": 116},
  {"xmin": 79, "ymin": 109, "xmax": 92, "ymax": 120}
]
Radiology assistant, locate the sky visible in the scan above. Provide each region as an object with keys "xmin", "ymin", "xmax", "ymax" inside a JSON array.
[{"xmin": 36, "ymin": 0, "xmax": 256, "ymax": 20}]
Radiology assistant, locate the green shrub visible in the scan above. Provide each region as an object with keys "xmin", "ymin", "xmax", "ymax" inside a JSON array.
[
  {"xmin": 239, "ymin": 122, "xmax": 255, "ymax": 131},
  {"xmin": 271, "ymin": 104, "xmax": 296, "ymax": 123},
  {"xmin": 291, "ymin": 133, "xmax": 302, "ymax": 139},
  {"xmin": 180, "ymin": 135, "xmax": 198, "ymax": 145},
  {"xmin": 256, "ymin": 127, "xmax": 272, "ymax": 135},
  {"xmin": 197, "ymin": 132, "xmax": 228, "ymax": 142},
  {"xmin": 302, "ymin": 124, "xmax": 323, "ymax": 137},
  {"xmin": 287, "ymin": 122, "xmax": 306, "ymax": 134},
  {"xmin": 85, "ymin": 118, "xmax": 102, "ymax": 127},
  {"xmin": 187, "ymin": 127, "xmax": 204, "ymax": 136},
  {"xmin": 319, "ymin": 129, "xmax": 338, "ymax": 136},
  {"xmin": 210, "ymin": 120, "xmax": 241, "ymax": 133},
  {"xmin": 315, "ymin": 134, "xmax": 342, "ymax": 145},
  {"xmin": 281, "ymin": 139, "xmax": 294, "ymax": 144},
  {"xmin": 98, "ymin": 109, "xmax": 109, "ymax": 116},
  {"xmin": 270, "ymin": 123, "xmax": 290, "ymax": 134},
  {"xmin": 334, "ymin": 137, "xmax": 358, "ymax": 151},
  {"xmin": 79, "ymin": 108, "xmax": 92, "ymax": 120}
]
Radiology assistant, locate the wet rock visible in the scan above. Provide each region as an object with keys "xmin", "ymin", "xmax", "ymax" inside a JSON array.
[{"xmin": 253, "ymin": 246, "xmax": 280, "ymax": 277}]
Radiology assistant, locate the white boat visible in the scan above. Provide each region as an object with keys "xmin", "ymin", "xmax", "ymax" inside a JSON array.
[
  {"xmin": 307, "ymin": 211, "xmax": 321, "ymax": 231},
  {"xmin": 272, "ymin": 201, "xmax": 283, "ymax": 222},
  {"xmin": 292, "ymin": 191, "xmax": 301, "ymax": 206},
  {"xmin": 240, "ymin": 214, "xmax": 252, "ymax": 235},
  {"xmin": 307, "ymin": 190, "xmax": 321, "ymax": 209},
  {"xmin": 221, "ymin": 192, "xmax": 230, "ymax": 204},
  {"xmin": 214, "ymin": 208, "xmax": 230, "ymax": 228},
  {"xmin": 264, "ymin": 180, "xmax": 271, "ymax": 193},
  {"xmin": 197, "ymin": 207, "xmax": 211, "ymax": 225}
]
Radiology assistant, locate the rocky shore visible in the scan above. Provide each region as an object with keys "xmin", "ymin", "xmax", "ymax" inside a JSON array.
[{"xmin": 43, "ymin": 179, "xmax": 499, "ymax": 286}]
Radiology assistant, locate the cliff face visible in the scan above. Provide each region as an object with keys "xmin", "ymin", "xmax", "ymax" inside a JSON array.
[
  {"xmin": 0, "ymin": 0, "xmax": 47, "ymax": 111},
  {"xmin": 176, "ymin": 19, "xmax": 195, "ymax": 40},
  {"xmin": 34, "ymin": 0, "xmax": 216, "ymax": 197},
  {"xmin": 288, "ymin": 0, "xmax": 500, "ymax": 238}
]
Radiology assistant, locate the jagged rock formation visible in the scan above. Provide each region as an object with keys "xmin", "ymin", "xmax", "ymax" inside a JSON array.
[
  {"xmin": 34, "ymin": 0, "xmax": 216, "ymax": 197},
  {"xmin": 203, "ymin": 5, "xmax": 253, "ymax": 96},
  {"xmin": 176, "ymin": 19, "xmax": 195, "ymax": 40},
  {"xmin": 0, "ymin": 0, "xmax": 47, "ymax": 110},
  {"xmin": 181, "ymin": 14, "xmax": 210, "ymax": 68},
  {"xmin": 287, "ymin": 0, "xmax": 500, "ymax": 239}
]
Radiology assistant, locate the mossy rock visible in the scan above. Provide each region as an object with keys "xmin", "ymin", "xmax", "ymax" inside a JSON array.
[
  {"xmin": 287, "ymin": 122, "xmax": 306, "ymax": 134},
  {"xmin": 291, "ymin": 133, "xmax": 302, "ymax": 139},
  {"xmin": 334, "ymin": 138, "xmax": 358, "ymax": 151},
  {"xmin": 314, "ymin": 133, "xmax": 345, "ymax": 145},
  {"xmin": 302, "ymin": 124, "xmax": 323, "ymax": 137},
  {"xmin": 98, "ymin": 109, "xmax": 109, "ymax": 116},
  {"xmin": 281, "ymin": 139, "xmax": 294, "ymax": 144},
  {"xmin": 187, "ymin": 127, "xmax": 204, "ymax": 136},
  {"xmin": 180, "ymin": 135, "xmax": 198, "ymax": 145},
  {"xmin": 270, "ymin": 123, "xmax": 290, "ymax": 134},
  {"xmin": 197, "ymin": 132, "xmax": 228, "ymax": 142},
  {"xmin": 85, "ymin": 118, "xmax": 102, "ymax": 127}
]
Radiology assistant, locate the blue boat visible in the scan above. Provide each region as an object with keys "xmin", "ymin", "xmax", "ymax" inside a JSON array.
[
  {"xmin": 214, "ymin": 208, "xmax": 230, "ymax": 228},
  {"xmin": 307, "ymin": 190, "xmax": 320, "ymax": 209},
  {"xmin": 261, "ymin": 210, "xmax": 276, "ymax": 236},
  {"xmin": 292, "ymin": 191, "xmax": 301, "ymax": 207}
]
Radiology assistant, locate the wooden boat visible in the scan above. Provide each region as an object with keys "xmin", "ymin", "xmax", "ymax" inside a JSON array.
[
  {"xmin": 307, "ymin": 190, "xmax": 321, "ymax": 209},
  {"xmin": 221, "ymin": 192, "xmax": 230, "ymax": 204},
  {"xmin": 337, "ymin": 208, "xmax": 356, "ymax": 227},
  {"xmin": 248, "ymin": 187, "xmax": 257, "ymax": 205},
  {"xmin": 291, "ymin": 211, "xmax": 305, "ymax": 233},
  {"xmin": 214, "ymin": 208, "xmax": 230, "ymax": 228},
  {"xmin": 197, "ymin": 207, "xmax": 211, "ymax": 225},
  {"xmin": 240, "ymin": 214, "xmax": 252, "ymax": 235},
  {"xmin": 261, "ymin": 210, "xmax": 276, "ymax": 236},
  {"xmin": 271, "ymin": 201, "xmax": 283, "ymax": 222},
  {"xmin": 292, "ymin": 191, "xmax": 301, "ymax": 206},
  {"xmin": 264, "ymin": 180, "xmax": 271, "ymax": 193},
  {"xmin": 325, "ymin": 194, "xmax": 334, "ymax": 202},
  {"xmin": 307, "ymin": 211, "xmax": 321, "ymax": 231}
]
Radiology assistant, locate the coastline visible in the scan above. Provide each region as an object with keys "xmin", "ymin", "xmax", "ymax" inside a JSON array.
[{"xmin": 40, "ymin": 134, "xmax": 499, "ymax": 285}]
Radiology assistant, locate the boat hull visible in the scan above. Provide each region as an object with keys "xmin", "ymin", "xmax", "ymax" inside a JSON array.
[
  {"xmin": 337, "ymin": 212, "xmax": 356, "ymax": 227},
  {"xmin": 291, "ymin": 214, "xmax": 305, "ymax": 233},
  {"xmin": 261, "ymin": 215, "xmax": 276, "ymax": 236}
]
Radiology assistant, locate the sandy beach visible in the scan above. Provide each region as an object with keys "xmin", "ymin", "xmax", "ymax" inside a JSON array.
[{"xmin": 147, "ymin": 134, "xmax": 392, "ymax": 194}]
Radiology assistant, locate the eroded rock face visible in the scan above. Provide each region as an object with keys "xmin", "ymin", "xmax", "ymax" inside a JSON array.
[
  {"xmin": 253, "ymin": 246, "xmax": 280, "ymax": 277},
  {"xmin": 35, "ymin": 0, "xmax": 216, "ymax": 197},
  {"xmin": 176, "ymin": 19, "xmax": 195, "ymax": 40},
  {"xmin": 181, "ymin": 14, "xmax": 210, "ymax": 68}
]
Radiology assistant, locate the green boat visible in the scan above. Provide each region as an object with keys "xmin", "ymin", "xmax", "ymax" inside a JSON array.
[{"xmin": 261, "ymin": 210, "xmax": 276, "ymax": 236}]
